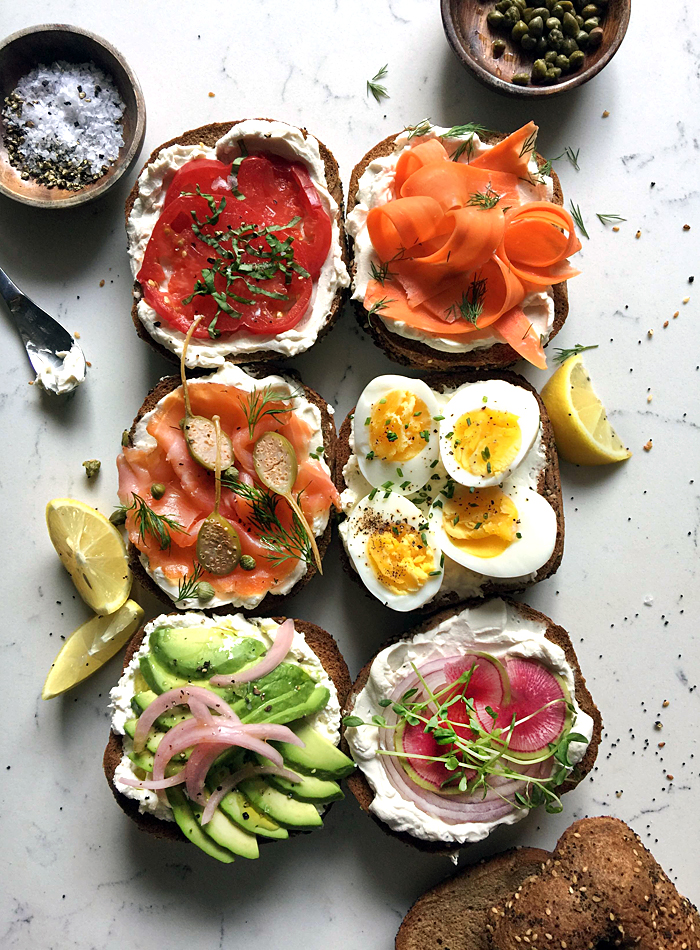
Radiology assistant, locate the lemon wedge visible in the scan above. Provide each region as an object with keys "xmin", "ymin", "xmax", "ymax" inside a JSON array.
[
  {"xmin": 540, "ymin": 355, "xmax": 632, "ymax": 465},
  {"xmin": 46, "ymin": 498, "xmax": 132, "ymax": 614},
  {"xmin": 42, "ymin": 599, "xmax": 144, "ymax": 699}
]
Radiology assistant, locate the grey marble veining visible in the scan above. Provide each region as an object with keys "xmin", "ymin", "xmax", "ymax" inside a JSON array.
[{"xmin": 1, "ymin": 0, "xmax": 699, "ymax": 947}]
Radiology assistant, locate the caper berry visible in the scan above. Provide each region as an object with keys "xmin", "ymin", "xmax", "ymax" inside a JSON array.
[
  {"xmin": 547, "ymin": 28, "xmax": 564, "ymax": 49},
  {"xmin": 583, "ymin": 16, "xmax": 599, "ymax": 30},
  {"xmin": 511, "ymin": 19, "xmax": 529, "ymax": 40},
  {"xmin": 587, "ymin": 25, "xmax": 603, "ymax": 46},
  {"xmin": 109, "ymin": 509, "xmax": 127, "ymax": 527},
  {"xmin": 197, "ymin": 582, "xmax": 215, "ymax": 603},
  {"xmin": 511, "ymin": 72, "xmax": 530, "ymax": 85},
  {"xmin": 150, "ymin": 482, "xmax": 165, "ymax": 500},
  {"xmin": 544, "ymin": 49, "xmax": 558, "ymax": 63},
  {"xmin": 555, "ymin": 53, "xmax": 570, "ymax": 71},
  {"xmin": 239, "ymin": 554, "xmax": 257, "ymax": 571},
  {"xmin": 576, "ymin": 29, "xmax": 590, "ymax": 48},
  {"xmin": 581, "ymin": 3, "xmax": 599, "ymax": 16},
  {"xmin": 487, "ymin": 10, "xmax": 506, "ymax": 27},
  {"xmin": 546, "ymin": 16, "xmax": 561, "ymax": 30},
  {"xmin": 562, "ymin": 11, "xmax": 579, "ymax": 35},
  {"xmin": 521, "ymin": 33, "xmax": 537, "ymax": 49},
  {"xmin": 532, "ymin": 58, "xmax": 548, "ymax": 80},
  {"xmin": 568, "ymin": 49, "xmax": 585, "ymax": 70},
  {"xmin": 528, "ymin": 14, "xmax": 544, "ymax": 35},
  {"xmin": 492, "ymin": 38, "xmax": 507, "ymax": 56},
  {"xmin": 561, "ymin": 36, "xmax": 579, "ymax": 54}
]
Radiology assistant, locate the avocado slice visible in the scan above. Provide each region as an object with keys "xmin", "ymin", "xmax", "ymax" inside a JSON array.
[
  {"xmin": 128, "ymin": 749, "xmax": 155, "ymax": 772},
  {"xmin": 123, "ymin": 719, "xmax": 189, "ymax": 761},
  {"xmin": 131, "ymin": 691, "xmax": 192, "ymax": 730},
  {"xmin": 255, "ymin": 755, "xmax": 344, "ymax": 804},
  {"xmin": 272, "ymin": 721, "xmax": 356, "ymax": 780},
  {"xmin": 151, "ymin": 624, "xmax": 266, "ymax": 679},
  {"xmin": 238, "ymin": 777, "xmax": 323, "ymax": 829},
  {"xmin": 233, "ymin": 662, "xmax": 330, "ymax": 725},
  {"xmin": 190, "ymin": 802, "xmax": 259, "ymax": 860},
  {"xmin": 165, "ymin": 787, "xmax": 235, "ymax": 863},
  {"xmin": 139, "ymin": 655, "xmax": 236, "ymax": 704},
  {"xmin": 206, "ymin": 764, "xmax": 288, "ymax": 839}
]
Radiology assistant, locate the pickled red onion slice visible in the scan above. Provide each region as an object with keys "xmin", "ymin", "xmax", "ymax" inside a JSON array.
[
  {"xmin": 133, "ymin": 685, "xmax": 240, "ymax": 752},
  {"xmin": 210, "ymin": 618, "xmax": 296, "ymax": 686},
  {"xmin": 201, "ymin": 763, "xmax": 302, "ymax": 825}
]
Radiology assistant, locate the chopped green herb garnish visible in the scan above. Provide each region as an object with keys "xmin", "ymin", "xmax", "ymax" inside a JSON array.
[
  {"xmin": 367, "ymin": 64, "xmax": 389, "ymax": 103},
  {"xmin": 552, "ymin": 343, "xmax": 599, "ymax": 364},
  {"xmin": 569, "ymin": 201, "xmax": 589, "ymax": 239}
]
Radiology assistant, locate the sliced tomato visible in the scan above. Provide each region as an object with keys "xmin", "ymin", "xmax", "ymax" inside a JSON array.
[{"xmin": 137, "ymin": 152, "xmax": 332, "ymax": 339}]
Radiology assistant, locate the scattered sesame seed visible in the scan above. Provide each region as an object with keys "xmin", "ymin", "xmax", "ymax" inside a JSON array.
[
  {"xmin": 208, "ymin": 91, "xmax": 215, "ymax": 97},
  {"xmin": 683, "ymin": 224, "xmax": 691, "ymax": 231},
  {"xmin": 663, "ymin": 320, "xmax": 669, "ymax": 328},
  {"xmin": 643, "ymin": 440, "xmax": 653, "ymax": 452},
  {"xmin": 683, "ymin": 297, "xmax": 690, "ymax": 304},
  {"xmin": 74, "ymin": 331, "xmax": 80, "ymax": 338},
  {"xmin": 663, "ymin": 700, "xmax": 669, "ymax": 708},
  {"xmin": 612, "ymin": 225, "xmax": 620, "ymax": 232},
  {"xmin": 647, "ymin": 329, "xmax": 653, "ymax": 338},
  {"xmin": 99, "ymin": 279, "xmax": 105, "ymax": 287},
  {"xmin": 635, "ymin": 230, "xmax": 641, "ymax": 239},
  {"xmin": 647, "ymin": 394, "xmax": 653, "ymax": 403},
  {"xmin": 602, "ymin": 110, "xmax": 610, "ymax": 117}
]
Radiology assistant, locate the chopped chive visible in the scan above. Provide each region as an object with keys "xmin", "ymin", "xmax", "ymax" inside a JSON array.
[{"xmin": 365, "ymin": 417, "xmax": 371, "ymax": 425}]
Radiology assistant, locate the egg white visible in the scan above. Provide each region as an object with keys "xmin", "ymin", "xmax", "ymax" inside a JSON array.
[
  {"xmin": 439, "ymin": 380, "xmax": 540, "ymax": 488},
  {"xmin": 354, "ymin": 375, "xmax": 441, "ymax": 495},
  {"xmin": 345, "ymin": 491, "xmax": 444, "ymax": 611},
  {"xmin": 433, "ymin": 484, "xmax": 556, "ymax": 579}
]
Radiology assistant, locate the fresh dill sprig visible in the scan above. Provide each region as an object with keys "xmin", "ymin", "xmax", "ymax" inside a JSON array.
[
  {"xmin": 519, "ymin": 127, "xmax": 538, "ymax": 158},
  {"xmin": 366, "ymin": 296, "xmax": 393, "ymax": 327},
  {"xmin": 442, "ymin": 122, "xmax": 488, "ymax": 163},
  {"xmin": 569, "ymin": 200, "xmax": 589, "ymax": 239},
  {"xmin": 446, "ymin": 275, "xmax": 487, "ymax": 326},
  {"xmin": 564, "ymin": 146, "xmax": 580, "ymax": 171},
  {"xmin": 176, "ymin": 562, "xmax": 205, "ymax": 602},
  {"xmin": 596, "ymin": 213, "xmax": 627, "ymax": 225},
  {"xmin": 404, "ymin": 118, "xmax": 432, "ymax": 140},
  {"xmin": 370, "ymin": 260, "xmax": 396, "ymax": 286},
  {"xmin": 466, "ymin": 186, "xmax": 501, "ymax": 210},
  {"xmin": 367, "ymin": 64, "xmax": 389, "ymax": 103},
  {"xmin": 552, "ymin": 343, "xmax": 599, "ymax": 364},
  {"xmin": 115, "ymin": 493, "xmax": 185, "ymax": 551},
  {"xmin": 239, "ymin": 384, "xmax": 300, "ymax": 439},
  {"xmin": 220, "ymin": 472, "xmax": 313, "ymax": 567}
]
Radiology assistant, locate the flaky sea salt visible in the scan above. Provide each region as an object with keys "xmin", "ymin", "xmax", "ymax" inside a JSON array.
[{"xmin": 2, "ymin": 60, "xmax": 125, "ymax": 189}]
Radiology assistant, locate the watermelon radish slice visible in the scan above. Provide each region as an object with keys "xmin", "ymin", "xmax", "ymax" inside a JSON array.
[
  {"xmin": 396, "ymin": 655, "xmax": 506, "ymax": 792},
  {"xmin": 473, "ymin": 657, "xmax": 570, "ymax": 754}
]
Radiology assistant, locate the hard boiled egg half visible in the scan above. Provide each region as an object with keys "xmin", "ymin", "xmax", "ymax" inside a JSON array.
[
  {"xmin": 354, "ymin": 376, "xmax": 441, "ymax": 495},
  {"xmin": 439, "ymin": 380, "xmax": 540, "ymax": 488},
  {"xmin": 434, "ymin": 482, "xmax": 556, "ymax": 579},
  {"xmin": 345, "ymin": 491, "xmax": 444, "ymax": 611}
]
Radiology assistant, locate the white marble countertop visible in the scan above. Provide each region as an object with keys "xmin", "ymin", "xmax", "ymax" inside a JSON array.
[{"xmin": 1, "ymin": 0, "xmax": 699, "ymax": 946}]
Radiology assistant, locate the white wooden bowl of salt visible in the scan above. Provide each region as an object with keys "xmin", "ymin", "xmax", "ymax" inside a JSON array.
[{"xmin": 0, "ymin": 24, "xmax": 146, "ymax": 209}]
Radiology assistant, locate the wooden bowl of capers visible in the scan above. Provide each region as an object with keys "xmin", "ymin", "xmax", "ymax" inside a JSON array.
[{"xmin": 441, "ymin": 0, "xmax": 630, "ymax": 98}]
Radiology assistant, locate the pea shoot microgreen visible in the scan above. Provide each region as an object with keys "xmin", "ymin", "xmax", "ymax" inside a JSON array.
[
  {"xmin": 115, "ymin": 493, "xmax": 185, "ymax": 551},
  {"xmin": 552, "ymin": 343, "xmax": 599, "ymax": 364},
  {"xmin": 367, "ymin": 65, "xmax": 389, "ymax": 103}
]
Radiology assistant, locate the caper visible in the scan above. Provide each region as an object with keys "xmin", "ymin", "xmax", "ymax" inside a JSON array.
[
  {"xmin": 511, "ymin": 72, "xmax": 530, "ymax": 85},
  {"xmin": 121, "ymin": 429, "xmax": 130, "ymax": 447},
  {"xmin": 555, "ymin": 53, "xmax": 570, "ymax": 71},
  {"xmin": 197, "ymin": 582, "xmax": 215, "ymax": 603},
  {"xmin": 544, "ymin": 0, "xmax": 556, "ymax": 8},
  {"xmin": 561, "ymin": 36, "xmax": 579, "ymax": 54},
  {"xmin": 551, "ymin": 2, "xmax": 564, "ymax": 14},
  {"xmin": 581, "ymin": 3, "xmax": 599, "ymax": 16},
  {"xmin": 492, "ymin": 38, "xmax": 507, "ymax": 56},
  {"xmin": 109, "ymin": 509, "xmax": 127, "ymax": 527},
  {"xmin": 487, "ymin": 10, "xmax": 506, "ymax": 27},
  {"xmin": 505, "ymin": 5, "xmax": 521, "ymax": 23},
  {"xmin": 521, "ymin": 33, "xmax": 537, "ymax": 49},
  {"xmin": 576, "ymin": 14, "xmax": 584, "ymax": 27},
  {"xmin": 535, "ymin": 36, "xmax": 548, "ymax": 53},
  {"xmin": 583, "ymin": 16, "xmax": 599, "ymax": 30},
  {"xmin": 150, "ymin": 482, "xmax": 165, "ymax": 500},
  {"xmin": 496, "ymin": 0, "xmax": 512, "ymax": 11},
  {"xmin": 587, "ymin": 25, "xmax": 603, "ymax": 46},
  {"xmin": 223, "ymin": 464, "xmax": 239, "ymax": 480},
  {"xmin": 528, "ymin": 14, "xmax": 544, "ymax": 35},
  {"xmin": 576, "ymin": 29, "xmax": 590, "ymax": 48},
  {"xmin": 523, "ymin": 7, "xmax": 535, "ymax": 22},
  {"xmin": 511, "ymin": 19, "xmax": 529, "ymax": 40},
  {"xmin": 513, "ymin": 0, "xmax": 527, "ymax": 10},
  {"xmin": 562, "ymin": 11, "xmax": 579, "ymax": 35},
  {"xmin": 532, "ymin": 58, "xmax": 548, "ymax": 80},
  {"xmin": 568, "ymin": 49, "xmax": 585, "ymax": 70},
  {"xmin": 82, "ymin": 459, "xmax": 101, "ymax": 479},
  {"xmin": 544, "ymin": 49, "xmax": 558, "ymax": 63},
  {"xmin": 546, "ymin": 16, "xmax": 561, "ymax": 30},
  {"xmin": 547, "ymin": 28, "xmax": 564, "ymax": 49},
  {"xmin": 558, "ymin": 0, "xmax": 574, "ymax": 10},
  {"xmin": 239, "ymin": 554, "xmax": 257, "ymax": 571}
]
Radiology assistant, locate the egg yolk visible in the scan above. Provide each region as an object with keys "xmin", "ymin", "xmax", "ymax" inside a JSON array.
[
  {"xmin": 366, "ymin": 523, "xmax": 436, "ymax": 595},
  {"xmin": 369, "ymin": 390, "xmax": 431, "ymax": 462},
  {"xmin": 442, "ymin": 487, "xmax": 519, "ymax": 559},
  {"xmin": 450, "ymin": 408, "xmax": 521, "ymax": 478}
]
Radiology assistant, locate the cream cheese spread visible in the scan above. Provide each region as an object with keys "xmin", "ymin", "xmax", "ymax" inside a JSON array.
[
  {"xmin": 345, "ymin": 125, "xmax": 555, "ymax": 354},
  {"xmin": 129, "ymin": 362, "xmax": 332, "ymax": 611},
  {"xmin": 109, "ymin": 612, "xmax": 342, "ymax": 820},
  {"xmin": 33, "ymin": 341, "xmax": 87, "ymax": 395},
  {"xmin": 127, "ymin": 119, "xmax": 349, "ymax": 368},
  {"xmin": 345, "ymin": 599, "xmax": 594, "ymax": 845},
  {"xmin": 338, "ymin": 380, "xmax": 548, "ymax": 604}
]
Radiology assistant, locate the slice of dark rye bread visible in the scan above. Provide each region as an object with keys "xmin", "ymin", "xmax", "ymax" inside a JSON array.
[
  {"xmin": 123, "ymin": 364, "xmax": 337, "ymax": 616},
  {"xmin": 103, "ymin": 616, "xmax": 352, "ymax": 845},
  {"xmin": 334, "ymin": 368, "xmax": 564, "ymax": 614},
  {"xmin": 124, "ymin": 118, "xmax": 349, "ymax": 368},
  {"xmin": 395, "ymin": 817, "xmax": 700, "ymax": 950},
  {"xmin": 340, "ymin": 599, "xmax": 603, "ymax": 856},
  {"xmin": 347, "ymin": 130, "xmax": 569, "ymax": 371}
]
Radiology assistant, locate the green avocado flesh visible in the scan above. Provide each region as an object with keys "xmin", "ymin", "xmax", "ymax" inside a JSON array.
[{"xmin": 118, "ymin": 623, "xmax": 346, "ymax": 863}]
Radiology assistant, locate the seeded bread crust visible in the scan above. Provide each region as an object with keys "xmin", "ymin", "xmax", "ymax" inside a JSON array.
[
  {"xmin": 123, "ymin": 364, "xmax": 336, "ymax": 616},
  {"xmin": 347, "ymin": 130, "xmax": 568, "ymax": 371},
  {"xmin": 396, "ymin": 817, "xmax": 700, "ymax": 950},
  {"xmin": 341, "ymin": 599, "xmax": 602, "ymax": 856},
  {"xmin": 125, "ymin": 118, "xmax": 349, "ymax": 369},
  {"xmin": 103, "ymin": 616, "xmax": 352, "ymax": 846},
  {"xmin": 334, "ymin": 369, "xmax": 564, "ymax": 614}
]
